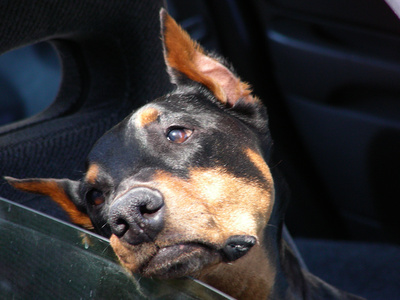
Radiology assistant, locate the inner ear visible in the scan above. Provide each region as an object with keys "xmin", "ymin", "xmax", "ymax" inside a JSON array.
[
  {"xmin": 160, "ymin": 9, "xmax": 256, "ymax": 107},
  {"xmin": 5, "ymin": 176, "xmax": 93, "ymax": 230}
]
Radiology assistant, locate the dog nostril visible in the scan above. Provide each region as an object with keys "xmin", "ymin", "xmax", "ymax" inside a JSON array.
[
  {"xmin": 113, "ymin": 218, "xmax": 129, "ymax": 237},
  {"xmin": 140, "ymin": 204, "xmax": 162, "ymax": 219}
]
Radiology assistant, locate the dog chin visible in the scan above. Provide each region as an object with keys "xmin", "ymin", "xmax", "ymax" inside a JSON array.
[
  {"xmin": 110, "ymin": 235, "xmax": 221, "ymax": 279},
  {"xmin": 141, "ymin": 243, "xmax": 221, "ymax": 279}
]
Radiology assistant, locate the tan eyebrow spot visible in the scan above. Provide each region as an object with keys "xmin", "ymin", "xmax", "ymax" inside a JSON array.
[
  {"xmin": 136, "ymin": 107, "xmax": 160, "ymax": 128},
  {"xmin": 85, "ymin": 164, "xmax": 100, "ymax": 184}
]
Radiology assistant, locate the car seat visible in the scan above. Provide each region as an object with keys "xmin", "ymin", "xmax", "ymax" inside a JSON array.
[{"xmin": 0, "ymin": 0, "xmax": 172, "ymax": 220}]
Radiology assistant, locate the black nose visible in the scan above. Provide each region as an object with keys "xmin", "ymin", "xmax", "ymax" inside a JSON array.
[{"xmin": 108, "ymin": 187, "xmax": 165, "ymax": 245}]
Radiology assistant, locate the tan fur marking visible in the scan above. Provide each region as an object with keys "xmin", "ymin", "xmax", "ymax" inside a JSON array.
[
  {"xmin": 245, "ymin": 148, "xmax": 274, "ymax": 184},
  {"xmin": 7, "ymin": 179, "xmax": 93, "ymax": 229},
  {"xmin": 136, "ymin": 107, "xmax": 160, "ymax": 128},
  {"xmin": 85, "ymin": 164, "xmax": 99, "ymax": 184},
  {"xmin": 195, "ymin": 54, "xmax": 255, "ymax": 106},
  {"xmin": 199, "ymin": 242, "xmax": 275, "ymax": 299},
  {"xmin": 163, "ymin": 11, "xmax": 258, "ymax": 107},
  {"xmin": 154, "ymin": 168, "xmax": 273, "ymax": 247},
  {"xmin": 110, "ymin": 235, "xmax": 158, "ymax": 272}
]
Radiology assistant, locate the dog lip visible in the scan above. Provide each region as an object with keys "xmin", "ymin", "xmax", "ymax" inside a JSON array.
[{"xmin": 140, "ymin": 242, "xmax": 221, "ymax": 279}]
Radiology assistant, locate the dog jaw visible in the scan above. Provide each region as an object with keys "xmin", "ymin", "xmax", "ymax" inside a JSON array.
[
  {"xmin": 110, "ymin": 235, "xmax": 222, "ymax": 279},
  {"xmin": 110, "ymin": 233, "xmax": 275, "ymax": 299}
]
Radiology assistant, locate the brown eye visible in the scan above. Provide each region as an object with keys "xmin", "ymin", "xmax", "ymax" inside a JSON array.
[
  {"xmin": 167, "ymin": 128, "xmax": 193, "ymax": 143},
  {"xmin": 86, "ymin": 189, "xmax": 105, "ymax": 206}
]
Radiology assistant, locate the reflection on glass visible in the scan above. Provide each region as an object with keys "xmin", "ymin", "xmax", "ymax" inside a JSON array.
[{"xmin": 0, "ymin": 197, "xmax": 232, "ymax": 299}]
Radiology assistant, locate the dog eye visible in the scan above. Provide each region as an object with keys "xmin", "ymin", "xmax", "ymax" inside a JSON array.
[
  {"xmin": 86, "ymin": 189, "xmax": 105, "ymax": 206},
  {"xmin": 166, "ymin": 127, "xmax": 193, "ymax": 143}
]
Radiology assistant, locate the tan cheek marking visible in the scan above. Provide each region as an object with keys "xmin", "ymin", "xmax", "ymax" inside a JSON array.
[
  {"xmin": 151, "ymin": 171, "xmax": 222, "ymax": 245},
  {"xmin": 136, "ymin": 107, "xmax": 160, "ymax": 128},
  {"xmin": 199, "ymin": 243, "xmax": 275, "ymax": 299},
  {"xmin": 110, "ymin": 235, "xmax": 157, "ymax": 273},
  {"xmin": 154, "ymin": 167, "xmax": 274, "ymax": 247},
  {"xmin": 85, "ymin": 164, "xmax": 99, "ymax": 185},
  {"xmin": 245, "ymin": 148, "xmax": 274, "ymax": 187},
  {"xmin": 245, "ymin": 148, "xmax": 275, "ymax": 225}
]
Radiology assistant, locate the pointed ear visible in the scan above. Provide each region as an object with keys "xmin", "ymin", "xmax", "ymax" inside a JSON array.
[
  {"xmin": 160, "ymin": 8, "xmax": 258, "ymax": 107},
  {"xmin": 5, "ymin": 176, "xmax": 93, "ymax": 230}
]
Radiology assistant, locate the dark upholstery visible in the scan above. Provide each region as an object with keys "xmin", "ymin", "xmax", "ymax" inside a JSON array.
[
  {"xmin": 0, "ymin": 0, "xmax": 173, "ymax": 220},
  {"xmin": 296, "ymin": 238, "xmax": 400, "ymax": 300}
]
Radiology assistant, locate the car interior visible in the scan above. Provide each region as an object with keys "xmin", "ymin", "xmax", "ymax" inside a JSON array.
[{"xmin": 0, "ymin": 0, "xmax": 399, "ymax": 299}]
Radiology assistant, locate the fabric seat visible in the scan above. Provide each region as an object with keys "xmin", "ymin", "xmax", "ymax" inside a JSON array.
[{"xmin": 0, "ymin": 0, "xmax": 172, "ymax": 219}]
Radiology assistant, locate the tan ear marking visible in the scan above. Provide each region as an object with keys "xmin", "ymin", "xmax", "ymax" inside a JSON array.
[
  {"xmin": 161, "ymin": 10, "xmax": 227, "ymax": 103},
  {"xmin": 6, "ymin": 177, "xmax": 93, "ymax": 229},
  {"xmin": 161, "ymin": 9, "xmax": 257, "ymax": 107}
]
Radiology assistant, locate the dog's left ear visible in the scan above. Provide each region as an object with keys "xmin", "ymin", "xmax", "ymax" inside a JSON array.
[
  {"xmin": 160, "ymin": 9, "xmax": 258, "ymax": 108},
  {"xmin": 4, "ymin": 176, "xmax": 93, "ymax": 230}
]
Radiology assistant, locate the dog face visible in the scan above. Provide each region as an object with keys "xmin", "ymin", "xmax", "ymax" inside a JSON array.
[
  {"xmin": 7, "ymin": 9, "xmax": 274, "ymax": 285},
  {"xmin": 87, "ymin": 91, "xmax": 274, "ymax": 279}
]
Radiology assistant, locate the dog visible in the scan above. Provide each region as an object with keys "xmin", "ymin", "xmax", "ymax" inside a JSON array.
[{"xmin": 5, "ymin": 9, "xmax": 363, "ymax": 300}]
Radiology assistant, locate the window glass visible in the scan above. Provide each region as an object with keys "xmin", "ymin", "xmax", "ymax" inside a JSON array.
[
  {"xmin": 0, "ymin": 197, "xmax": 232, "ymax": 299},
  {"xmin": 0, "ymin": 42, "xmax": 60, "ymax": 125}
]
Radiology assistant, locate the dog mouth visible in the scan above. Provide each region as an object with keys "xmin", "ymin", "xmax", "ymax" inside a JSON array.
[
  {"xmin": 139, "ymin": 242, "xmax": 222, "ymax": 279},
  {"xmin": 110, "ymin": 234, "xmax": 257, "ymax": 279}
]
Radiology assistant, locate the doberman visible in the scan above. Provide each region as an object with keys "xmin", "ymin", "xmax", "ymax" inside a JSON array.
[{"xmin": 6, "ymin": 9, "xmax": 363, "ymax": 300}]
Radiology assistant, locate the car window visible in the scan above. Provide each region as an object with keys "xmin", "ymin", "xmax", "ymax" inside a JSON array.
[
  {"xmin": 0, "ymin": 197, "xmax": 233, "ymax": 300},
  {"xmin": 0, "ymin": 42, "xmax": 60, "ymax": 126}
]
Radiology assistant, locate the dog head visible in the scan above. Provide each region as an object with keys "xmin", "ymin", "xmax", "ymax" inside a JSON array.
[{"xmin": 6, "ymin": 9, "xmax": 275, "ymax": 293}]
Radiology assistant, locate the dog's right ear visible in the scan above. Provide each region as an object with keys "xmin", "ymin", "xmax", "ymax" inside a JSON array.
[{"xmin": 4, "ymin": 176, "xmax": 93, "ymax": 230}]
